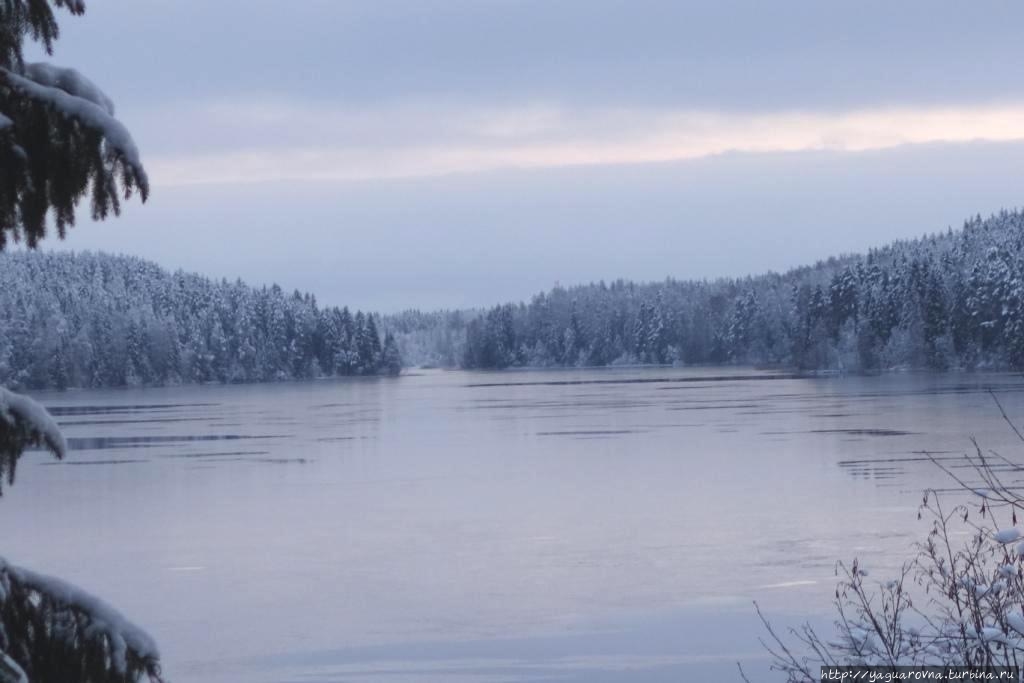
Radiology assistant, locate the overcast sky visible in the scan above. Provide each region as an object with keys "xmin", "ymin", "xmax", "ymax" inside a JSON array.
[{"xmin": 32, "ymin": 1, "xmax": 1024, "ymax": 311}]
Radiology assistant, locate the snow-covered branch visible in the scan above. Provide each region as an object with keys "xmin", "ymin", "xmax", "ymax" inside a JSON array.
[
  {"xmin": 0, "ymin": 67, "xmax": 148, "ymax": 198},
  {"xmin": 0, "ymin": 386, "xmax": 65, "ymax": 494},
  {"xmin": 757, "ymin": 399, "xmax": 1024, "ymax": 679},
  {"xmin": 22, "ymin": 63, "xmax": 115, "ymax": 116},
  {"xmin": 0, "ymin": 559, "xmax": 164, "ymax": 682},
  {"xmin": 0, "ymin": 387, "xmax": 66, "ymax": 459},
  {"xmin": 0, "ymin": 653, "xmax": 26, "ymax": 683}
]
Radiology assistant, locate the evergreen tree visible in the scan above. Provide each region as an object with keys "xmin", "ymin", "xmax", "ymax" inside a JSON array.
[
  {"xmin": 381, "ymin": 332, "xmax": 402, "ymax": 376},
  {"xmin": 0, "ymin": 4, "xmax": 162, "ymax": 681}
]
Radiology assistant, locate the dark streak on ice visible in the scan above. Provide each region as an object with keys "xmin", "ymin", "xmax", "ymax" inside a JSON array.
[
  {"xmin": 67, "ymin": 434, "xmax": 288, "ymax": 451},
  {"xmin": 45, "ymin": 403, "xmax": 219, "ymax": 416},
  {"xmin": 810, "ymin": 429, "xmax": 916, "ymax": 437},
  {"xmin": 465, "ymin": 373, "xmax": 802, "ymax": 388},
  {"xmin": 537, "ymin": 429, "xmax": 637, "ymax": 436}
]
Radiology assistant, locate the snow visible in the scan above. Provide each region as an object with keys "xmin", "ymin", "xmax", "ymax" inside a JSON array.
[
  {"xmin": 972, "ymin": 581, "xmax": 1006, "ymax": 598},
  {"xmin": 993, "ymin": 528, "xmax": 1021, "ymax": 544},
  {"xmin": 980, "ymin": 626, "xmax": 1007, "ymax": 644},
  {"xmin": 0, "ymin": 387, "xmax": 66, "ymax": 458},
  {"xmin": 0, "ymin": 68, "xmax": 148, "ymax": 193},
  {"xmin": 0, "ymin": 558, "xmax": 160, "ymax": 670},
  {"xmin": 22, "ymin": 63, "xmax": 115, "ymax": 115},
  {"xmin": 0, "ymin": 653, "xmax": 26, "ymax": 683},
  {"xmin": 0, "ymin": 114, "xmax": 11, "ymax": 129},
  {"xmin": 1008, "ymin": 613, "xmax": 1024, "ymax": 637}
]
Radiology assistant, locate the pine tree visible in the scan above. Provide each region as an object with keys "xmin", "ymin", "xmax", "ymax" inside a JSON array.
[
  {"xmin": 381, "ymin": 332, "xmax": 402, "ymax": 376},
  {"xmin": 0, "ymin": 3, "xmax": 162, "ymax": 682},
  {"xmin": 633, "ymin": 301, "xmax": 650, "ymax": 361}
]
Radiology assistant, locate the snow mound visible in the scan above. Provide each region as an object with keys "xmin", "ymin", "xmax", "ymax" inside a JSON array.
[{"xmin": 994, "ymin": 528, "xmax": 1022, "ymax": 544}]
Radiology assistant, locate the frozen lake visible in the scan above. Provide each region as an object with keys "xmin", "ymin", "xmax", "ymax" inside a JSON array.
[{"xmin": 5, "ymin": 367, "xmax": 1024, "ymax": 682}]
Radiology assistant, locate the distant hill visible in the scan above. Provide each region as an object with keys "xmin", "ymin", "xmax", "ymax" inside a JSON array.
[
  {"xmin": 390, "ymin": 209, "xmax": 1024, "ymax": 372},
  {"xmin": 0, "ymin": 251, "xmax": 401, "ymax": 390}
]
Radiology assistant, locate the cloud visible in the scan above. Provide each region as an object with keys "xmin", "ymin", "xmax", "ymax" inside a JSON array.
[
  {"xmin": 55, "ymin": 141, "xmax": 1024, "ymax": 312},
  {"xmin": 51, "ymin": 1, "xmax": 1024, "ymax": 114},
  {"xmin": 144, "ymin": 101, "xmax": 1024, "ymax": 186}
]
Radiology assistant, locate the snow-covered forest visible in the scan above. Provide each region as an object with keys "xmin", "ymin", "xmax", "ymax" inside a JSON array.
[
  {"xmin": 0, "ymin": 251, "xmax": 402, "ymax": 390},
  {"xmin": 7, "ymin": 210, "xmax": 1024, "ymax": 390},
  {"xmin": 391, "ymin": 210, "xmax": 1024, "ymax": 372}
]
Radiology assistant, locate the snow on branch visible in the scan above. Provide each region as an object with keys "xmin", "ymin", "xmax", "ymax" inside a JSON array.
[
  {"xmin": 0, "ymin": 559, "xmax": 164, "ymax": 682},
  {"xmin": 0, "ymin": 387, "xmax": 66, "ymax": 459},
  {"xmin": 0, "ymin": 387, "xmax": 65, "ymax": 495},
  {"xmin": 0, "ymin": 654, "xmax": 26, "ymax": 683},
  {"xmin": 0, "ymin": 67, "xmax": 149, "ymax": 199},
  {"xmin": 23, "ymin": 63, "xmax": 115, "ymax": 115}
]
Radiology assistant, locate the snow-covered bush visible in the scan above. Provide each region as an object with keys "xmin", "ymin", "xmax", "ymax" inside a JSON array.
[{"xmin": 753, "ymin": 400, "xmax": 1024, "ymax": 680}]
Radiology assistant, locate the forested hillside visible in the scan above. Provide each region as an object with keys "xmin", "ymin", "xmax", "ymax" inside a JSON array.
[
  {"xmin": 7, "ymin": 210, "xmax": 1024, "ymax": 389},
  {"xmin": 394, "ymin": 210, "xmax": 1024, "ymax": 372},
  {"xmin": 0, "ymin": 252, "xmax": 401, "ymax": 389}
]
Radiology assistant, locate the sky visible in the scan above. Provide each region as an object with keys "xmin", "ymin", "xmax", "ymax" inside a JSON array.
[{"xmin": 29, "ymin": 1, "xmax": 1024, "ymax": 311}]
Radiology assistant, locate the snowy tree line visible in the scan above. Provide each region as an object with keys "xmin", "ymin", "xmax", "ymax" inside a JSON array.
[
  {"xmin": 383, "ymin": 309, "xmax": 471, "ymax": 369},
  {"xmin": 0, "ymin": 251, "xmax": 402, "ymax": 390},
  {"xmin": 396, "ymin": 210, "xmax": 1024, "ymax": 372},
  {"xmin": 9, "ymin": 210, "xmax": 1024, "ymax": 388}
]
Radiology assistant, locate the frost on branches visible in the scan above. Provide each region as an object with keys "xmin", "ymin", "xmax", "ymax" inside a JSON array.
[
  {"xmin": 752, "ymin": 403, "xmax": 1024, "ymax": 681},
  {"xmin": 0, "ymin": 0, "xmax": 148, "ymax": 249}
]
